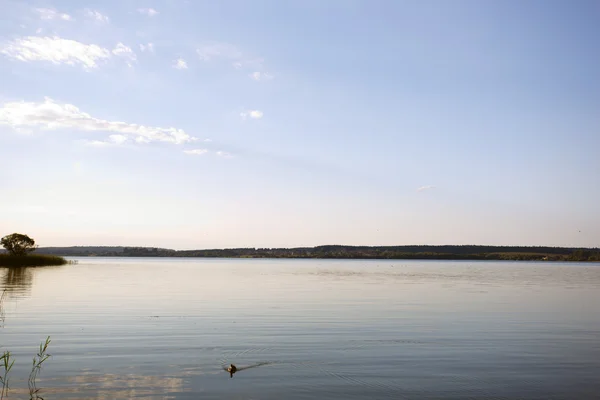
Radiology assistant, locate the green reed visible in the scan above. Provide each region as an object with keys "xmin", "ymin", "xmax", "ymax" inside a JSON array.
[
  {"xmin": 28, "ymin": 336, "xmax": 51, "ymax": 400},
  {"xmin": 0, "ymin": 337, "xmax": 52, "ymax": 400},
  {"xmin": 0, "ymin": 351, "xmax": 14, "ymax": 400}
]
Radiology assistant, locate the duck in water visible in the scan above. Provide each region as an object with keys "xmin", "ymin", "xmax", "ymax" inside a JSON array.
[
  {"xmin": 226, "ymin": 364, "xmax": 237, "ymax": 378},
  {"xmin": 222, "ymin": 362, "xmax": 272, "ymax": 378}
]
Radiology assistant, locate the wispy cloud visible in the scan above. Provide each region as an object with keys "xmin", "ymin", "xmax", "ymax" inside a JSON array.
[
  {"xmin": 139, "ymin": 43, "xmax": 155, "ymax": 53},
  {"xmin": 197, "ymin": 42, "xmax": 242, "ymax": 61},
  {"xmin": 197, "ymin": 42, "xmax": 265, "ymax": 70},
  {"xmin": 85, "ymin": 134, "xmax": 128, "ymax": 147},
  {"xmin": 173, "ymin": 58, "xmax": 188, "ymax": 69},
  {"xmin": 249, "ymin": 71, "xmax": 273, "ymax": 81},
  {"xmin": 240, "ymin": 110, "xmax": 263, "ymax": 120},
  {"xmin": 34, "ymin": 8, "xmax": 72, "ymax": 21},
  {"xmin": 183, "ymin": 149, "xmax": 208, "ymax": 155},
  {"xmin": 0, "ymin": 36, "xmax": 111, "ymax": 69},
  {"xmin": 417, "ymin": 185, "xmax": 436, "ymax": 192},
  {"xmin": 112, "ymin": 43, "xmax": 136, "ymax": 67},
  {"xmin": 84, "ymin": 9, "xmax": 110, "ymax": 24},
  {"xmin": 216, "ymin": 151, "xmax": 233, "ymax": 158},
  {"xmin": 0, "ymin": 97, "xmax": 196, "ymax": 145},
  {"xmin": 137, "ymin": 8, "xmax": 159, "ymax": 17}
]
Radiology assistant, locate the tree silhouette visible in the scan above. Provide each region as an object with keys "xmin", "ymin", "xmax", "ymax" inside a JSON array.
[{"xmin": 1, "ymin": 233, "xmax": 37, "ymax": 256}]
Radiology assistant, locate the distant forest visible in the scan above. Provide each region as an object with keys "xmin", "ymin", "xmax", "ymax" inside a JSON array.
[{"xmin": 27, "ymin": 245, "xmax": 600, "ymax": 262}]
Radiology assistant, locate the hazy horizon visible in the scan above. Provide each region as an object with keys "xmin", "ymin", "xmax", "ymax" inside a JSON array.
[
  {"xmin": 12, "ymin": 241, "xmax": 600, "ymax": 253},
  {"xmin": 1, "ymin": 0, "xmax": 599, "ymax": 250}
]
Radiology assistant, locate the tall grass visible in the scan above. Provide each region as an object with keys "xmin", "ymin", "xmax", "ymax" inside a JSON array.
[
  {"xmin": 28, "ymin": 337, "xmax": 51, "ymax": 400},
  {"xmin": 0, "ymin": 254, "xmax": 69, "ymax": 267},
  {"xmin": 0, "ymin": 351, "xmax": 14, "ymax": 400},
  {"xmin": 0, "ymin": 337, "xmax": 52, "ymax": 400}
]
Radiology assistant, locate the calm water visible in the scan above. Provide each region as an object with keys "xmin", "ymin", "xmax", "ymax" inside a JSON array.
[{"xmin": 1, "ymin": 258, "xmax": 599, "ymax": 399}]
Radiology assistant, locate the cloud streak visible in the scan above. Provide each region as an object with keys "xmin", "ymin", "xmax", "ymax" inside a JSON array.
[
  {"xmin": 1, "ymin": 36, "xmax": 138, "ymax": 69},
  {"xmin": 240, "ymin": 110, "xmax": 263, "ymax": 120},
  {"xmin": 86, "ymin": 134, "xmax": 129, "ymax": 147},
  {"xmin": 0, "ymin": 36, "xmax": 111, "ymax": 69},
  {"xmin": 0, "ymin": 97, "xmax": 196, "ymax": 145},
  {"xmin": 216, "ymin": 151, "xmax": 233, "ymax": 158},
  {"xmin": 84, "ymin": 9, "xmax": 110, "ymax": 24},
  {"xmin": 197, "ymin": 42, "xmax": 266, "ymax": 72},
  {"xmin": 417, "ymin": 185, "xmax": 436, "ymax": 192},
  {"xmin": 183, "ymin": 149, "xmax": 208, "ymax": 155},
  {"xmin": 35, "ymin": 8, "xmax": 72, "ymax": 21},
  {"xmin": 249, "ymin": 71, "xmax": 273, "ymax": 81},
  {"xmin": 138, "ymin": 8, "xmax": 159, "ymax": 17}
]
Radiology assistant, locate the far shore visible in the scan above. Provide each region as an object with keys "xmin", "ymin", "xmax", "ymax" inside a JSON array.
[{"xmin": 2, "ymin": 244, "xmax": 596, "ymax": 263}]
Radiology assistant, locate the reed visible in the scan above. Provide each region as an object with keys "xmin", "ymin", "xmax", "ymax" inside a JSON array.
[
  {"xmin": 0, "ymin": 351, "xmax": 14, "ymax": 400},
  {"xmin": 0, "ymin": 337, "xmax": 52, "ymax": 400},
  {"xmin": 28, "ymin": 336, "xmax": 51, "ymax": 400},
  {"xmin": 0, "ymin": 255, "xmax": 69, "ymax": 267}
]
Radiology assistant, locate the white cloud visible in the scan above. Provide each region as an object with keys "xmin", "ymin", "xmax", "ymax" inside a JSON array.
[
  {"xmin": 216, "ymin": 151, "xmax": 233, "ymax": 158},
  {"xmin": 85, "ymin": 134, "xmax": 128, "ymax": 147},
  {"xmin": 85, "ymin": 140, "xmax": 110, "ymax": 147},
  {"xmin": 35, "ymin": 8, "xmax": 72, "ymax": 21},
  {"xmin": 139, "ymin": 43, "xmax": 155, "ymax": 53},
  {"xmin": 85, "ymin": 135, "xmax": 129, "ymax": 147},
  {"xmin": 84, "ymin": 9, "xmax": 110, "ymax": 24},
  {"xmin": 183, "ymin": 149, "xmax": 208, "ymax": 155},
  {"xmin": 0, "ymin": 36, "xmax": 111, "ymax": 69},
  {"xmin": 417, "ymin": 185, "xmax": 436, "ymax": 192},
  {"xmin": 240, "ymin": 110, "xmax": 263, "ymax": 120},
  {"xmin": 0, "ymin": 97, "xmax": 196, "ymax": 145},
  {"xmin": 108, "ymin": 134, "xmax": 128, "ymax": 144},
  {"xmin": 138, "ymin": 8, "xmax": 159, "ymax": 17},
  {"xmin": 112, "ymin": 43, "xmax": 136, "ymax": 67},
  {"xmin": 173, "ymin": 58, "xmax": 188, "ymax": 69},
  {"xmin": 249, "ymin": 71, "xmax": 273, "ymax": 81}
]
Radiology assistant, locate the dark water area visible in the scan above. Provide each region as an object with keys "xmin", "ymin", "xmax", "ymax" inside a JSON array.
[{"xmin": 1, "ymin": 258, "xmax": 599, "ymax": 399}]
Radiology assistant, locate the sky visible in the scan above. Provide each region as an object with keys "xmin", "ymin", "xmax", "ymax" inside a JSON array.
[{"xmin": 0, "ymin": 0, "xmax": 598, "ymax": 250}]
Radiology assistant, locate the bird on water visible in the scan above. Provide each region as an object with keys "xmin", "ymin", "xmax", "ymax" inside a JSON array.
[
  {"xmin": 222, "ymin": 362, "xmax": 272, "ymax": 378},
  {"xmin": 225, "ymin": 364, "xmax": 237, "ymax": 378}
]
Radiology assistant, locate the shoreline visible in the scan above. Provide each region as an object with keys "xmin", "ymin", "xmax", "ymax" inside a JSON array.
[{"xmin": 4, "ymin": 245, "xmax": 599, "ymax": 263}]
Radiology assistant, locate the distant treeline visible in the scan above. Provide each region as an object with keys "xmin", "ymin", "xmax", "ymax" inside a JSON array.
[{"xmin": 28, "ymin": 245, "xmax": 600, "ymax": 261}]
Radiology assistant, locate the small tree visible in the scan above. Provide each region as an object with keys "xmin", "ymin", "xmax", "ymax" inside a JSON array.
[{"xmin": 0, "ymin": 233, "xmax": 37, "ymax": 256}]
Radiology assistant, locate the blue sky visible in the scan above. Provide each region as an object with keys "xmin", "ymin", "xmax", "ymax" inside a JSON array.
[{"xmin": 0, "ymin": 0, "xmax": 598, "ymax": 249}]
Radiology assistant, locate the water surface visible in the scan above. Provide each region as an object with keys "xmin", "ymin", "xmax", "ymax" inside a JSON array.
[{"xmin": 1, "ymin": 258, "xmax": 599, "ymax": 399}]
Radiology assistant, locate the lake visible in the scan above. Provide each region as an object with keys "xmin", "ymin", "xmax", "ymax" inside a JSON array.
[{"xmin": 1, "ymin": 258, "xmax": 599, "ymax": 399}]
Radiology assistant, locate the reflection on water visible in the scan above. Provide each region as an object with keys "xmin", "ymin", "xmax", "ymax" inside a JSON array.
[
  {"xmin": 0, "ymin": 287, "xmax": 5, "ymax": 327},
  {"xmin": 0, "ymin": 265, "xmax": 64, "ymax": 299},
  {"xmin": 0, "ymin": 258, "xmax": 599, "ymax": 399},
  {"xmin": 7, "ymin": 373, "xmax": 187, "ymax": 400},
  {"xmin": 1, "ymin": 267, "xmax": 35, "ymax": 298}
]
